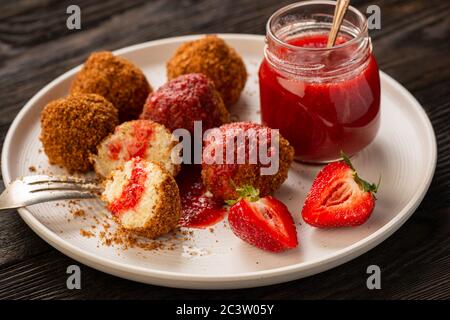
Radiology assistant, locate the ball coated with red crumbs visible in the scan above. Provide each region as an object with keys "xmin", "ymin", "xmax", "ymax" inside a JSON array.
[
  {"xmin": 140, "ymin": 73, "xmax": 229, "ymax": 133},
  {"xmin": 40, "ymin": 94, "xmax": 119, "ymax": 173},
  {"xmin": 167, "ymin": 35, "xmax": 247, "ymax": 107},
  {"xmin": 201, "ymin": 122, "xmax": 294, "ymax": 201},
  {"xmin": 71, "ymin": 51, "xmax": 152, "ymax": 122}
]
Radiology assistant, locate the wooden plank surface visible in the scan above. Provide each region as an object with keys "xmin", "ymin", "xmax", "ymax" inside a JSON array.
[{"xmin": 0, "ymin": 0, "xmax": 449, "ymax": 299}]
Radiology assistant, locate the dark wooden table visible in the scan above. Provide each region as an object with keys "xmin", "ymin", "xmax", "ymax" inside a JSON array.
[{"xmin": 0, "ymin": 0, "xmax": 448, "ymax": 300}]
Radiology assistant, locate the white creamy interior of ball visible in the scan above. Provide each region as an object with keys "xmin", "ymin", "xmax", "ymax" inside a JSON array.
[
  {"xmin": 103, "ymin": 160, "xmax": 165, "ymax": 229},
  {"xmin": 94, "ymin": 121, "xmax": 178, "ymax": 178}
]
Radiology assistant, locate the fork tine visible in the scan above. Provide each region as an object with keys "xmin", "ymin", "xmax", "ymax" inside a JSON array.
[
  {"xmin": 29, "ymin": 184, "xmax": 102, "ymax": 193},
  {"xmin": 23, "ymin": 189, "xmax": 99, "ymax": 207},
  {"xmin": 20, "ymin": 175, "xmax": 102, "ymax": 193},
  {"xmin": 0, "ymin": 187, "xmax": 99, "ymax": 210},
  {"xmin": 17, "ymin": 175, "xmax": 49, "ymax": 185},
  {"xmin": 0, "ymin": 175, "xmax": 103, "ymax": 211},
  {"xmin": 21, "ymin": 175, "xmax": 99, "ymax": 185}
]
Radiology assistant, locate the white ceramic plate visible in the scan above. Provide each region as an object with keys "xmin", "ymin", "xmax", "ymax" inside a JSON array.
[{"xmin": 1, "ymin": 34, "xmax": 436, "ymax": 289}]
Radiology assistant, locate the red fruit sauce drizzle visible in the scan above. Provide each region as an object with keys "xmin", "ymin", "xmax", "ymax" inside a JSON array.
[
  {"xmin": 177, "ymin": 166, "xmax": 226, "ymax": 228},
  {"xmin": 107, "ymin": 121, "xmax": 154, "ymax": 161},
  {"xmin": 108, "ymin": 158, "xmax": 148, "ymax": 216}
]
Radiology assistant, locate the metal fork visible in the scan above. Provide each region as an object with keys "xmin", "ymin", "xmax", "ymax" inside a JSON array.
[{"xmin": 0, "ymin": 175, "xmax": 103, "ymax": 211}]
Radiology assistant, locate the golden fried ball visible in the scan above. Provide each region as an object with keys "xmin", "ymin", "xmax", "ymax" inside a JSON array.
[
  {"xmin": 40, "ymin": 94, "xmax": 119, "ymax": 173},
  {"xmin": 70, "ymin": 51, "xmax": 151, "ymax": 122},
  {"xmin": 167, "ymin": 35, "xmax": 247, "ymax": 107}
]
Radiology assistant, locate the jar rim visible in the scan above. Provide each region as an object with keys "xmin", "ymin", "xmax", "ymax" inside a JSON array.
[{"xmin": 267, "ymin": 0, "xmax": 368, "ymax": 52}]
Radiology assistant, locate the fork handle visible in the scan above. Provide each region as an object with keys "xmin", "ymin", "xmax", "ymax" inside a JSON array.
[{"xmin": 0, "ymin": 190, "xmax": 98, "ymax": 211}]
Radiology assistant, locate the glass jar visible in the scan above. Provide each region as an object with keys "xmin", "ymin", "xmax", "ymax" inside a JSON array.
[{"xmin": 259, "ymin": 0, "xmax": 380, "ymax": 163}]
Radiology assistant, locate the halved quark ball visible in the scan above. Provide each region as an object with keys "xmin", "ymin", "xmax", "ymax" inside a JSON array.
[
  {"xmin": 92, "ymin": 119, "xmax": 180, "ymax": 178},
  {"xmin": 102, "ymin": 157, "xmax": 181, "ymax": 238}
]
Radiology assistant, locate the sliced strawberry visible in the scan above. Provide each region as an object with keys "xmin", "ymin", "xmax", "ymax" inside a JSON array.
[
  {"xmin": 301, "ymin": 153, "xmax": 380, "ymax": 228},
  {"xmin": 227, "ymin": 186, "xmax": 298, "ymax": 252}
]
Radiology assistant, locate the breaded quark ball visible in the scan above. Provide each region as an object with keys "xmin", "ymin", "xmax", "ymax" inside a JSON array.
[
  {"xmin": 40, "ymin": 94, "xmax": 119, "ymax": 173},
  {"xmin": 140, "ymin": 73, "xmax": 229, "ymax": 133},
  {"xmin": 202, "ymin": 122, "xmax": 294, "ymax": 201},
  {"xmin": 71, "ymin": 51, "xmax": 151, "ymax": 122},
  {"xmin": 102, "ymin": 157, "xmax": 181, "ymax": 238},
  {"xmin": 167, "ymin": 35, "xmax": 247, "ymax": 107},
  {"xmin": 92, "ymin": 119, "xmax": 180, "ymax": 178}
]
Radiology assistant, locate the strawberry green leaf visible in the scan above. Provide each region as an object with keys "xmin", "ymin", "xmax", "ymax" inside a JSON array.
[
  {"xmin": 353, "ymin": 173, "xmax": 379, "ymax": 194},
  {"xmin": 340, "ymin": 151, "xmax": 356, "ymax": 171},
  {"xmin": 236, "ymin": 185, "xmax": 260, "ymax": 202},
  {"xmin": 225, "ymin": 185, "xmax": 260, "ymax": 206},
  {"xmin": 225, "ymin": 199, "xmax": 239, "ymax": 206},
  {"xmin": 340, "ymin": 151, "xmax": 380, "ymax": 196}
]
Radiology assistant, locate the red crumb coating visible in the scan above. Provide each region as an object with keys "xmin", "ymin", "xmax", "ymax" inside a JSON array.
[
  {"xmin": 201, "ymin": 122, "xmax": 294, "ymax": 201},
  {"xmin": 140, "ymin": 73, "xmax": 229, "ymax": 133}
]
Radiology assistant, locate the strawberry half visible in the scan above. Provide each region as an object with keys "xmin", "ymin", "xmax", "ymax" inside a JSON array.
[
  {"xmin": 302, "ymin": 153, "xmax": 380, "ymax": 228},
  {"xmin": 227, "ymin": 186, "xmax": 298, "ymax": 252}
]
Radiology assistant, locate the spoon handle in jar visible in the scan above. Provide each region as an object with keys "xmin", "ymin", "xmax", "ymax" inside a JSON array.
[{"xmin": 327, "ymin": 0, "xmax": 350, "ymax": 48}]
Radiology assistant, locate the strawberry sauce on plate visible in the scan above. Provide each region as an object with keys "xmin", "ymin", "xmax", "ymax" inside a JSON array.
[{"xmin": 177, "ymin": 166, "xmax": 226, "ymax": 228}]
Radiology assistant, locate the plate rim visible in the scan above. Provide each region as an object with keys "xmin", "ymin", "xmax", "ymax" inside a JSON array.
[{"xmin": 1, "ymin": 33, "xmax": 437, "ymax": 288}]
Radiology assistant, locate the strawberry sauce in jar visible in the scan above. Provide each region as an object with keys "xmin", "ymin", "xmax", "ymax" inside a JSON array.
[{"xmin": 259, "ymin": 1, "xmax": 380, "ymax": 162}]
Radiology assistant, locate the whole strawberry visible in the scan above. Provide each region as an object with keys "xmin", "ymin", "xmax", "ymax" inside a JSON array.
[
  {"xmin": 227, "ymin": 186, "xmax": 298, "ymax": 252},
  {"xmin": 302, "ymin": 153, "xmax": 380, "ymax": 228}
]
